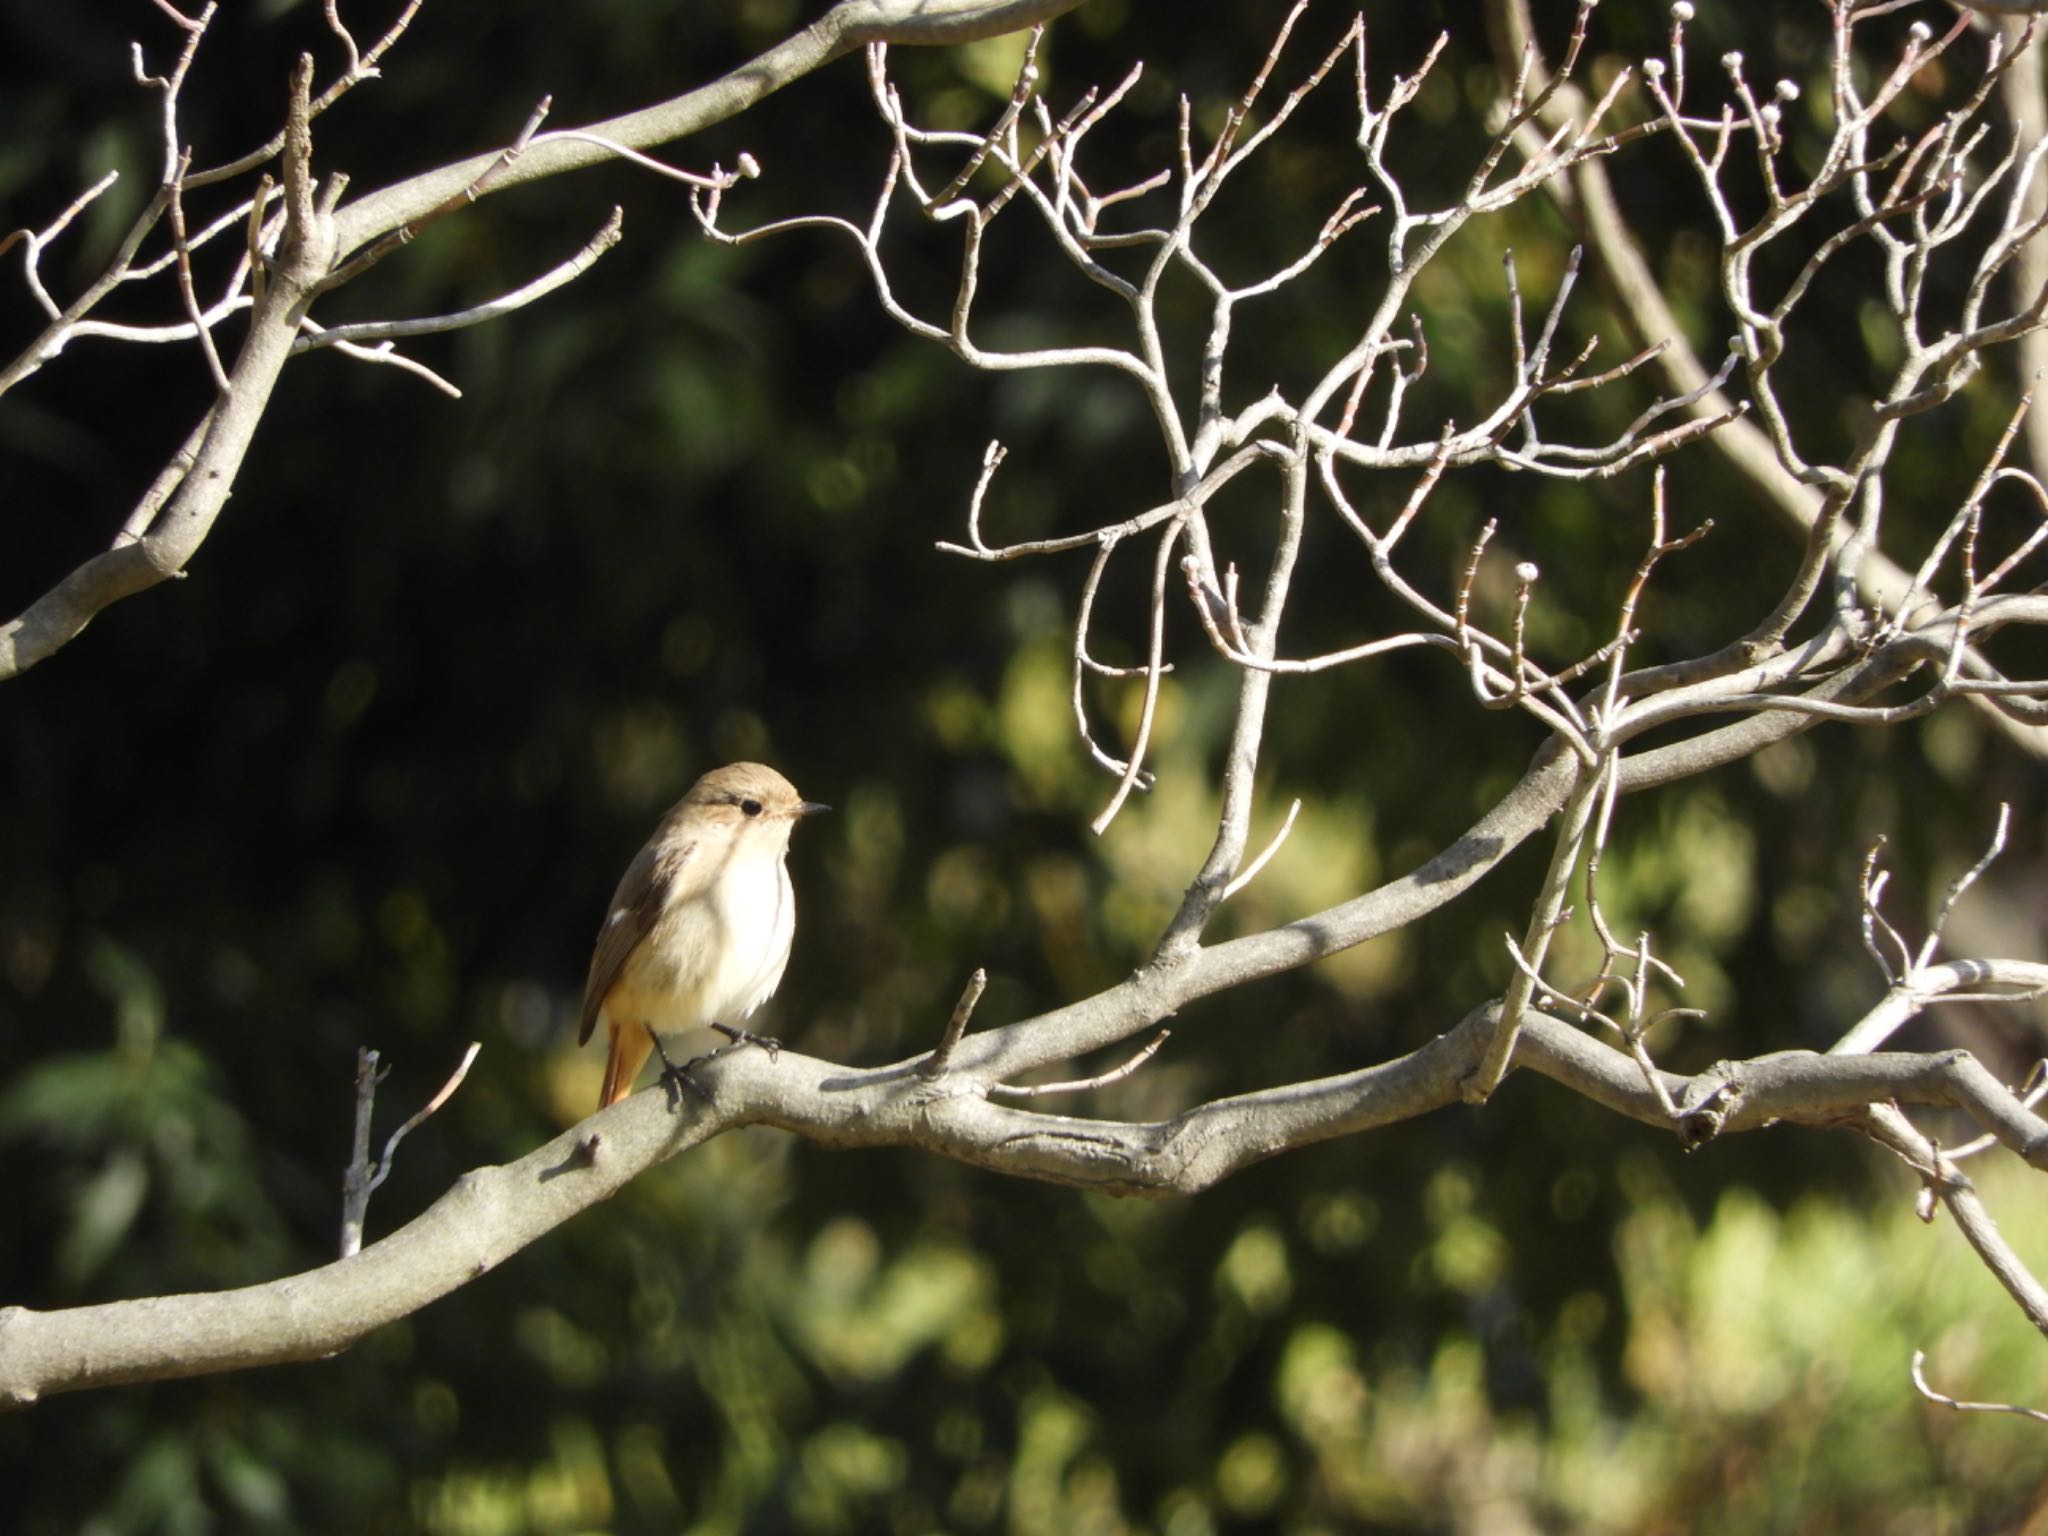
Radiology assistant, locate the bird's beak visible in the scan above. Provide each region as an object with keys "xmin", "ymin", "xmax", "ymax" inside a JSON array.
[{"xmin": 798, "ymin": 801, "xmax": 832, "ymax": 818}]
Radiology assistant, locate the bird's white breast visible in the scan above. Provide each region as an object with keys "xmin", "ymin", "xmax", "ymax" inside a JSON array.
[
  {"xmin": 708, "ymin": 838, "xmax": 796, "ymax": 1022},
  {"xmin": 605, "ymin": 824, "xmax": 798, "ymax": 1040}
]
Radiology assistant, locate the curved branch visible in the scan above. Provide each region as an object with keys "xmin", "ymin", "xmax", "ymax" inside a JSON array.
[
  {"xmin": 6, "ymin": 1011, "xmax": 2043, "ymax": 1408},
  {"xmin": 329, "ymin": 0, "xmax": 1091, "ymax": 258}
]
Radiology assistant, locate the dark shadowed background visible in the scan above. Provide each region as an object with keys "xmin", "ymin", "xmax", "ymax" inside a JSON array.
[{"xmin": 3, "ymin": 2, "xmax": 2047, "ymax": 1531}]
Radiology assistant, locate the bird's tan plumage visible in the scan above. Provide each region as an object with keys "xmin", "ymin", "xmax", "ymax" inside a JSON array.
[{"xmin": 579, "ymin": 762, "xmax": 821, "ymax": 1108}]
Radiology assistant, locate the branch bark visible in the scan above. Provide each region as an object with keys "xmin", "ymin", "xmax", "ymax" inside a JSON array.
[{"xmin": 6, "ymin": 1012, "xmax": 2043, "ymax": 1408}]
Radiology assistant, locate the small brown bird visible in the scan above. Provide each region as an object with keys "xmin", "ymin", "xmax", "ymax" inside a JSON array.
[{"xmin": 578, "ymin": 762, "xmax": 827, "ymax": 1109}]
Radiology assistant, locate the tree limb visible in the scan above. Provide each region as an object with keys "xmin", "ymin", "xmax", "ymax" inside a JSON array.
[
  {"xmin": 6, "ymin": 1011, "xmax": 2043, "ymax": 1408},
  {"xmin": 0, "ymin": 0, "xmax": 1093, "ymax": 684},
  {"xmin": 328, "ymin": 0, "xmax": 1091, "ymax": 259}
]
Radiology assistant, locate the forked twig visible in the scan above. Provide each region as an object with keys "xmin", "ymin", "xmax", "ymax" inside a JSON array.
[{"xmin": 339, "ymin": 1041, "xmax": 483, "ymax": 1258}]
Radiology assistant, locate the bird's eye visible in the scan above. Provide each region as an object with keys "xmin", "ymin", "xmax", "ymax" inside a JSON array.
[{"xmin": 741, "ymin": 798, "xmax": 763, "ymax": 817}]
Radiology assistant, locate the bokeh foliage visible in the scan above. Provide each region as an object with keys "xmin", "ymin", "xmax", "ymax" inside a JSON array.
[{"xmin": 3, "ymin": 1, "xmax": 2047, "ymax": 1530}]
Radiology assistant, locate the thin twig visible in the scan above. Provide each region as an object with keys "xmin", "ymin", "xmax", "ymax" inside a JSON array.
[
  {"xmin": 294, "ymin": 206, "xmax": 625, "ymax": 353},
  {"xmin": 340, "ymin": 1042, "xmax": 483, "ymax": 1259},
  {"xmin": 367, "ymin": 1043, "xmax": 482, "ymax": 1201},
  {"xmin": 1919, "ymin": 802, "xmax": 2011, "ymax": 969},
  {"xmin": 163, "ymin": 150, "xmax": 231, "ymax": 395},
  {"xmin": 923, "ymin": 968, "xmax": 989, "ymax": 1079},
  {"xmin": 337, "ymin": 1047, "xmax": 390, "ymax": 1258},
  {"xmin": 1221, "ymin": 799, "xmax": 1302, "ymax": 900},
  {"xmin": 1091, "ymin": 519, "xmax": 1182, "ymax": 834},
  {"xmin": 1912, "ymin": 1351, "xmax": 2048, "ymax": 1426},
  {"xmin": 988, "ymin": 1030, "xmax": 1171, "ymax": 1098}
]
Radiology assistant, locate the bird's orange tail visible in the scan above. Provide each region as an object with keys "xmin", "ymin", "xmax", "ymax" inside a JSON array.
[{"xmin": 599, "ymin": 1019, "xmax": 654, "ymax": 1108}]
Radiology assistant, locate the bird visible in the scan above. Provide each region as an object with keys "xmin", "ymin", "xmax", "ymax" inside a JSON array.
[{"xmin": 577, "ymin": 761, "xmax": 827, "ymax": 1109}]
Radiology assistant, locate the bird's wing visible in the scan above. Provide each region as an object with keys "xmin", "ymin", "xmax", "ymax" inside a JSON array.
[{"xmin": 576, "ymin": 834, "xmax": 695, "ymax": 1043}]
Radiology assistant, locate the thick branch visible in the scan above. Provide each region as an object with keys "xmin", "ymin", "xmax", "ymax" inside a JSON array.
[
  {"xmin": 7, "ymin": 1012, "xmax": 2043, "ymax": 1408},
  {"xmin": 0, "ymin": 254, "xmax": 315, "ymax": 680}
]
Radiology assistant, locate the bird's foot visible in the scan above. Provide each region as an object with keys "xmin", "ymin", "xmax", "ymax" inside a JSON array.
[
  {"xmin": 643, "ymin": 1026, "xmax": 717, "ymax": 1111},
  {"xmin": 710, "ymin": 1022, "xmax": 782, "ymax": 1062}
]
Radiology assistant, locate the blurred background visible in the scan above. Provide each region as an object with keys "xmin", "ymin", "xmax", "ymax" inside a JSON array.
[{"xmin": 3, "ymin": 1, "xmax": 2047, "ymax": 1531}]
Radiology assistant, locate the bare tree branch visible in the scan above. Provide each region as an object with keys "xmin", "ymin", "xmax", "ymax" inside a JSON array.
[
  {"xmin": 17, "ymin": 0, "xmax": 2048, "ymax": 1423},
  {"xmin": 0, "ymin": 0, "xmax": 1095, "ymax": 684},
  {"xmin": 1485, "ymin": 0, "xmax": 2048, "ymax": 759},
  {"xmin": 7, "ymin": 1010, "xmax": 2047, "ymax": 1409},
  {"xmin": 328, "ymin": 0, "xmax": 1091, "ymax": 259}
]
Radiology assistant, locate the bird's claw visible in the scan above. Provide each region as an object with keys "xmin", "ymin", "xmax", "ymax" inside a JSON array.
[
  {"xmin": 643, "ymin": 1026, "xmax": 717, "ymax": 1111},
  {"xmin": 710, "ymin": 1022, "xmax": 782, "ymax": 1062}
]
